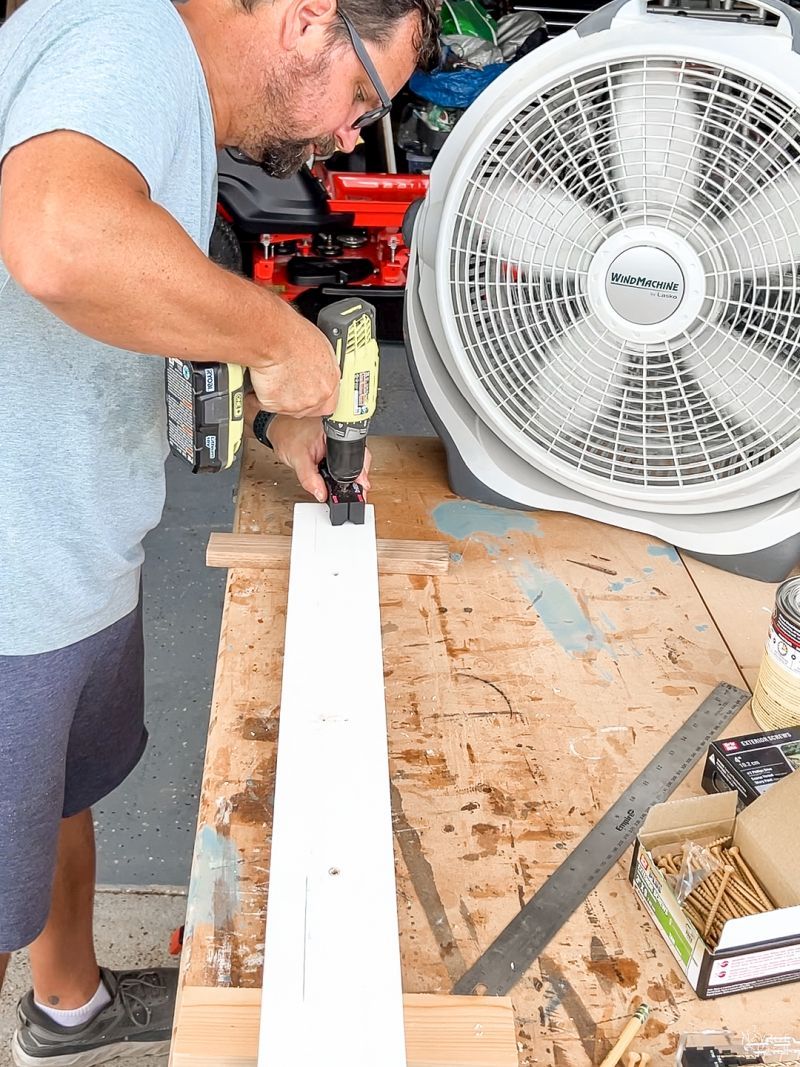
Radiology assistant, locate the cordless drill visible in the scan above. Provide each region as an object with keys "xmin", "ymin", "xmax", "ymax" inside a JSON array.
[
  {"xmin": 165, "ymin": 298, "xmax": 379, "ymax": 527},
  {"xmin": 316, "ymin": 299, "xmax": 380, "ymax": 526}
]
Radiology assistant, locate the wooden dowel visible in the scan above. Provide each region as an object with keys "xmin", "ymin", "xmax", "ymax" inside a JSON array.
[{"xmin": 206, "ymin": 531, "xmax": 451, "ymax": 576}]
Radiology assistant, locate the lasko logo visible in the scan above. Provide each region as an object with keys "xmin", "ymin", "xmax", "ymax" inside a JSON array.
[{"xmin": 609, "ymin": 272, "xmax": 680, "ymax": 293}]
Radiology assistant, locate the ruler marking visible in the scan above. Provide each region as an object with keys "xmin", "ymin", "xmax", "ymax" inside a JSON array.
[{"xmin": 451, "ymin": 683, "xmax": 750, "ymax": 996}]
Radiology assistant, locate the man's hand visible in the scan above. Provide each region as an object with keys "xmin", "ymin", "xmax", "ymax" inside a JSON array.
[
  {"xmin": 266, "ymin": 415, "xmax": 372, "ymax": 503},
  {"xmin": 249, "ymin": 319, "xmax": 340, "ymax": 418}
]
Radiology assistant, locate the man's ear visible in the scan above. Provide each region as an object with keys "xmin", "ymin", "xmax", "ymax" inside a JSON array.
[{"xmin": 278, "ymin": 0, "xmax": 339, "ymax": 54}]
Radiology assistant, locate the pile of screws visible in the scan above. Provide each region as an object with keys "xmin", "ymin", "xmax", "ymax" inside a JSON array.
[{"xmin": 657, "ymin": 836, "xmax": 774, "ymax": 949}]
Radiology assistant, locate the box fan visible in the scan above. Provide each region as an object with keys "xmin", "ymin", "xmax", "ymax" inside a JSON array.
[{"xmin": 405, "ymin": 0, "xmax": 800, "ymax": 579}]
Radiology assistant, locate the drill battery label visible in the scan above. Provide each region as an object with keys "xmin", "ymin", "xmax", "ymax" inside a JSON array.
[
  {"xmin": 353, "ymin": 370, "xmax": 371, "ymax": 417},
  {"xmin": 166, "ymin": 359, "xmax": 195, "ymax": 465}
]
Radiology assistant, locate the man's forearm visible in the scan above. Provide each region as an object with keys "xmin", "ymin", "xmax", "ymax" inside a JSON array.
[{"xmin": 27, "ymin": 195, "xmax": 298, "ymax": 370}]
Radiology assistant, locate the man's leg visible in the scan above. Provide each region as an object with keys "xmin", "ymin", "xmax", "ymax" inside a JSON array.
[
  {"xmin": 28, "ymin": 810, "xmax": 99, "ymax": 1009},
  {"xmin": 12, "ymin": 602, "xmax": 178, "ymax": 1065}
]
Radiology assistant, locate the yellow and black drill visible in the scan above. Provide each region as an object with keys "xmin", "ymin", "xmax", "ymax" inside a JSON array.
[
  {"xmin": 317, "ymin": 298, "xmax": 379, "ymax": 526},
  {"xmin": 165, "ymin": 297, "xmax": 379, "ymax": 526}
]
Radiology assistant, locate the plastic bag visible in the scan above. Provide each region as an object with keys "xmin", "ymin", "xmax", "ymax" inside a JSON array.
[
  {"xmin": 673, "ymin": 841, "xmax": 721, "ymax": 905},
  {"xmin": 409, "ymin": 63, "xmax": 507, "ymax": 110},
  {"xmin": 441, "ymin": 33, "xmax": 504, "ymax": 69},
  {"xmin": 495, "ymin": 11, "xmax": 548, "ymax": 62},
  {"xmin": 440, "ymin": 0, "xmax": 498, "ymax": 43}
]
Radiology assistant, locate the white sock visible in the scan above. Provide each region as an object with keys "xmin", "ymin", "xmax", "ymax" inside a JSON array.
[{"xmin": 35, "ymin": 978, "xmax": 112, "ymax": 1027}]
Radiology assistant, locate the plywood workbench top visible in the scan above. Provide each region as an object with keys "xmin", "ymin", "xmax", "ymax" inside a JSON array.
[{"xmin": 173, "ymin": 435, "xmax": 796, "ymax": 1067}]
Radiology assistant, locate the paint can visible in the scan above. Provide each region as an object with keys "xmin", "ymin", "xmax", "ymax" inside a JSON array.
[{"xmin": 752, "ymin": 576, "xmax": 800, "ymax": 731}]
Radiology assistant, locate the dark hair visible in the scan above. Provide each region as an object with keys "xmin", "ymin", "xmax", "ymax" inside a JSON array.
[
  {"xmin": 336, "ymin": 0, "xmax": 440, "ymax": 72},
  {"xmin": 236, "ymin": 0, "xmax": 440, "ymax": 72}
]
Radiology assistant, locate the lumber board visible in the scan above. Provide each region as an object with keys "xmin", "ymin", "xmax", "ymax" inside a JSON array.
[
  {"xmin": 172, "ymin": 988, "xmax": 518, "ymax": 1067},
  {"xmin": 206, "ymin": 530, "xmax": 450, "ymax": 575},
  {"xmin": 258, "ymin": 504, "xmax": 405, "ymax": 1067},
  {"xmin": 177, "ymin": 437, "xmax": 800, "ymax": 1067}
]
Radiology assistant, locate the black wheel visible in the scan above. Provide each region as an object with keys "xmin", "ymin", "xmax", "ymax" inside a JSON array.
[{"xmin": 209, "ymin": 215, "xmax": 244, "ymax": 274}]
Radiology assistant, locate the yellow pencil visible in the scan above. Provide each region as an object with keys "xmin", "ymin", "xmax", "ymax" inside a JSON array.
[{"xmin": 599, "ymin": 1005, "xmax": 650, "ymax": 1067}]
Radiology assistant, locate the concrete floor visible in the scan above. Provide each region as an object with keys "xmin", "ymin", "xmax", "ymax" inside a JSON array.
[
  {"xmin": 0, "ymin": 344, "xmax": 435, "ymax": 1060},
  {"xmin": 0, "ymin": 890, "xmax": 187, "ymax": 1067}
]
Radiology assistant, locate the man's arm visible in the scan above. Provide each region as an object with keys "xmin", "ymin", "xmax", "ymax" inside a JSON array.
[{"xmin": 0, "ymin": 131, "xmax": 339, "ymax": 416}]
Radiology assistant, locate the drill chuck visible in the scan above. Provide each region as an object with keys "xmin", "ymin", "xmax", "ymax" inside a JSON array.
[{"xmin": 326, "ymin": 431, "xmax": 367, "ymax": 484}]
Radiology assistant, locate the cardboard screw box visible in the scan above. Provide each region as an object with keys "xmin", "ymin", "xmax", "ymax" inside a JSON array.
[
  {"xmin": 702, "ymin": 726, "xmax": 800, "ymax": 808},
  {"xmin": 629, "ymin": 771, "xmax": 800, "ymax": 998}
]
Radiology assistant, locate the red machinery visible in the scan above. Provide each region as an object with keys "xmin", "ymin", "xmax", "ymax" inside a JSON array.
[
  {"xmin": 250, "ymin": 171, "xmax": 427, "ymax": 297},
  {"xmin": 213, "ymin": 151, "xmax": 429, "ymax": 338}
]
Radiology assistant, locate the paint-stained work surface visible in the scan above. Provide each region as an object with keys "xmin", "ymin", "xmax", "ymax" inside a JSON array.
[{"xmin": 176, "ymin": 436, "xmax": 794, "ymax": 1067}]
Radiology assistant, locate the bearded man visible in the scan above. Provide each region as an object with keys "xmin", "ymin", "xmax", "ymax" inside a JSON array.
[{"xmin": 0, "ymin": 0, "xmax": 438, "ymax": 1061}]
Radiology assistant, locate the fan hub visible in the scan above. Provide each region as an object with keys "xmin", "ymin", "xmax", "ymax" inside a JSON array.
[
  {"xmin": 604, "ymin": 246, "xmax": 683, "ymax": 325},
  {"xmin": 587, "ymin": 226, "xmax": 707, "ymax": 342}
]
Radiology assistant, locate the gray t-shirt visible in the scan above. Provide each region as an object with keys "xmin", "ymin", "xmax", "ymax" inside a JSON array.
[{"xmin": 0, "ymin": 0, "xmax": 217, "ymax": 654}]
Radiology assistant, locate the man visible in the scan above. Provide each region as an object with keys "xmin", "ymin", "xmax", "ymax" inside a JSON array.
[{"xmin": 0, "ymin": 0, "xmax": 439, "ymax": 1061}]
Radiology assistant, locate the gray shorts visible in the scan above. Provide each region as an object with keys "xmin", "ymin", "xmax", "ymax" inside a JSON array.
[{"xmin": 0, "ymin": 600, "xmax": 147, "ymax": 952}]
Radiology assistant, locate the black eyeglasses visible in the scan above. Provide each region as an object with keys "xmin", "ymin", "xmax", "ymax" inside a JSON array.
[{"xmin": 338, "ymin": 10, "xmax": 392, "ymax": 129}]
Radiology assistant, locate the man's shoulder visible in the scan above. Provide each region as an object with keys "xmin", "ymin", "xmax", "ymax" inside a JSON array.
[{"xmin": 9, "ymin": 0, "xmax": 193, "ymax": 58}]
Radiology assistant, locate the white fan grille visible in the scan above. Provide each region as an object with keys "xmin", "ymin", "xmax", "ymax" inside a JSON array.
[{"xmin": 447, "ymin": 55, "xmax": 800, "ymax": 496}]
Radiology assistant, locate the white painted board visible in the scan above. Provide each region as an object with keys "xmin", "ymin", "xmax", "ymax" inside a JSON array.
[{"xmin": 258, "ymin": 504, "xmax": 407, "ymax": 1067}]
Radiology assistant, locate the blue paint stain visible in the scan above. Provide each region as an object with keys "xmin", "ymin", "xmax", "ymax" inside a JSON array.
[
  {"xmin": 516, "ymin": 560, "xmax": 616, "ymax": 658},
  {"xmin": 696, "ymin": 624, "xmax": 709, "ymax": 632},
  {"xmin": 624, "ymin": 577, "xmax": 637, "ymax": 585},
  {"xmin": 643, "ymin": 566, "xmax": 654, "ymax": 575},
  {"xmin": 432, "ymin": 502, "xmax": 541, "ymax": 542},
  {"xmin": 449, "ymin": 552, "xmax": 463, "ymax": 563},
  {"xmin": 431, "ymin": 502, "xmax": 614, "ymax": 660},
  {"xmin": 647, "ymin": 544, "xmax": 680, "ymax": 564},
  {"xmin": 183, "ymin": 825, "xmax": 241, "ymax": 937},
  {"xmin": 600, "ymin": 612, "xmax": 617, "ymax": 632},
  {"xmin": 609, "ymin": 581, "xmax": 625, "ymax": 592}
]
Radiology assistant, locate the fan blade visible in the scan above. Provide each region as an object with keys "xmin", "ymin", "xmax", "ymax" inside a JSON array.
[
  {"xmin": 529, "ymin": 316, "xmax": 625, "ymax": 437},
  {"xmin": 608, "ymin": 63, "xmax": 702, "ymax": 215},
  {"xmin": 682, "ymin": 324, "xmax": 799, "ymax": 444},
  {"xmin": 472, "ymin": 177, "xmax": 605, "ymax": 274},
  {"xmin": 709, "ymin": 173, "xmax": 800, "ymax": 274}
]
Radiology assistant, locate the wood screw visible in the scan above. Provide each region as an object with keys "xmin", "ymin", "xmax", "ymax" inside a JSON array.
[
  {"xmin": 729, "ymin": 846, "xmax": 772, "ymax": 909},
  {"xmin": 704, "ymin": 865, "xmax": 734, "ymax": 937}
]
